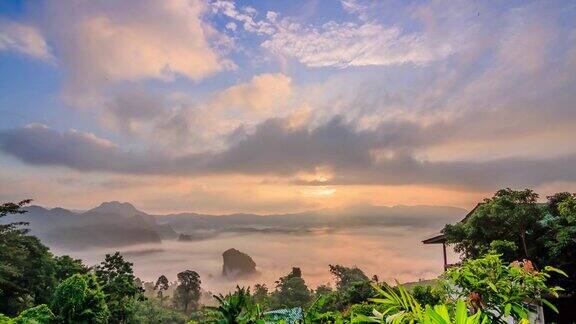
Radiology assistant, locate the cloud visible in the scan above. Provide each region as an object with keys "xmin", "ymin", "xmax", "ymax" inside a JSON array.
[
  {"xmin": 211, "ymin": 73, "xmax": 292, "ymax": 112},
  {"xmin": 99, "ymin": 73, "xmax": 294, "ymax": 153},
  {"xmin": 0, "ymin": 19, "xmax": 52, "ymax": 60},
  {"xmin": 3, "ymin": 116, "xmax": 576, "ymax": 191},
  {"xmin": 211, "ymin": 0, "xmax": 275, "ymax": 35},
  {"xmin": 37, "ymin": 0, "xmax": 228, "ymax": 105},
  {"xmin": 104, "ymin": 90, "xmax": 165, "ymax": 136},
  {"xmin": 0, "ymin": 123, "xmax": 130, "ymax": 172},
  {"xmin": 267, "ymin": 20, "xmax": 455, "ymax": 68},
  {"xmin": 211, "ymin": 0, "xmax": 457, "ymax": 68}
]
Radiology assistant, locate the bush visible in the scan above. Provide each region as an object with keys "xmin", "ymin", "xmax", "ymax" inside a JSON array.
[
  {"xmin": 51, "ymin": 274, "xmax": 109, "ymax": 324},
  {"xmin": 132, "ymin": 299, "xmax": 187, "ymax": 324}
]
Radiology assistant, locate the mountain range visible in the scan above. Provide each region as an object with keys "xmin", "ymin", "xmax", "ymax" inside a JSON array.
[{"xmin": 0, "ymin": 201, "xmax": 466, "ymax": 249}]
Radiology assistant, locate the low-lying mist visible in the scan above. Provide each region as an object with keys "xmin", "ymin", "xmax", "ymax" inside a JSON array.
[{"xmin": 51, "ymin": 225, "xmax": 454, "ymax": 294}]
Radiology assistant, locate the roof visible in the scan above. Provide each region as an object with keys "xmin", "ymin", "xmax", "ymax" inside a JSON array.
[
  {"xmin": 264, "ymin": 307, "xmax": 303, "ymax": 323},
  {"xmin": 422, "ymin": 234, "xmax": 445, "ymax": 244},
  {"xmin": 422, "ymin": 203, "xmax": 482, "ymax": 244}
]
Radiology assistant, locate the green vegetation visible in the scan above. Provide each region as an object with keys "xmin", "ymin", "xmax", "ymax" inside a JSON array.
[
  {"xmin": 443, "ymin": 189, "xmax": 576, "ymax": 296},
  {"xmin": 95, "ymin": 252, "xmax": 143, "ymax": 323},
  {"xmin": 173, "ymin": 270, "xmax": 202, "ymax": 313},
  {"xmin": 270, "ymin": 267, "xmax": 313, "ymax": 309},
  {"xmin": 51, "ymin": 274, "xmax": 110, "ymax": 323},
  {"xmin": 0, "ymin": 188, "xmax": 573, "ymax": 323},
  {"xmin": 207, "ymin": 286, "xmax": 263, "ymax": 324},
  {"xmin": 0, "ymin": 200, "xmax": 85, "ymax": 316}
]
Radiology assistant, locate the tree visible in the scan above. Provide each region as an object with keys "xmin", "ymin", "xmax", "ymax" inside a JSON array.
[
  {"xmin": 324, "ymin": 265, "xmax": 375, "ymax": 311},
  {"xmin": 0, "ymin": 304, "xmax": 55, "ymax": 323},
  {"xmin": 271, "ymin": 267, "xmax": 312, "ymax": 309},
  {"xmin": 132, "ymin": 298, "xmax": 187, "ymax": 324},
  {"xmin": 51, "ymin": 274, "xmax": 110, "ymax": 323},
  {"xmin": 95, "ymin": 252, "xmax": 142, "ymax": 323},
  {"xmin": 443, "ymin": 189, "xmax": 576, "ymax": 298},
  {"xmin": 54, "ymin": 255, "xmax": 88, "ymax": 282},
  {"xmin": 173, "ymin": 270, "xmax": 201, "ymax": 313},
  {"xmin": 209, "ymin": 286, "xmax": 262, "ymax": 324},
  {"xmin": 546, "ymin": 192, "xmax": 574, "ymax": 216},
  {"xmin": 411, "ymin": 284, "xmax": 444, "ymax": 307},
  {"xmin": 443, "ymin": 188, "xmax": 544, "ymax": 260},
  {"xmin": 154, "ymin": 275, "xmax": 169, "ymax": 306},
  {"xmin": 252, "ymin": 283, "xmax": 270, "ymax": 309},
  {"xmin": 329, "ymin": 264, "xmax": 370, "ymax": 291},
  {"xmin": 314, "ymin": 284, "xmax": 333, "ymax": 296},
  {"xmin": 542, "ymin": 193, "xmax": 576, "ymax": 293},
  {"xmin": 0, "ymin": 199, "xmax": 32, "ymax": 217},
  {"xmin": 0, "ymin": 199, "xmax": 58, "ymax": 316}
]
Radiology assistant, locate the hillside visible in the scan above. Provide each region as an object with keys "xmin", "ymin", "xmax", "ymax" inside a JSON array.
[
  {"xmin": 0, "ymin": 201, "xmax": 465, "ymax": 249},
  {"xmin": 0, "ymin": 201, "xmax": 177, "ymax": 248}
]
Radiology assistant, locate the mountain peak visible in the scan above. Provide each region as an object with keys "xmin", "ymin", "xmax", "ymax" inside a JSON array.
[{"xmin": 88, "ymin": 201, "xmax": 144, "ymax": 216}]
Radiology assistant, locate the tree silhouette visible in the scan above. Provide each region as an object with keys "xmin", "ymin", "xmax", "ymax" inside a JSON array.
[
  {"xmin": 173, "ymin": 270, "xmax": 201, "ymax": 313},
  {"xmin": 154, "ymin": 275, "xmax": 169, "ymax": 306}
]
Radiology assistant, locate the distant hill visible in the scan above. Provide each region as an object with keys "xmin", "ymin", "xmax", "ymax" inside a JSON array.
[
  {"xmin": 156, "ymin": 204, "xmax": 466, "ymax": 234},
  {"xmin": 1, "ymin": 201, "xmax": 466, "ymax": 250},
  {"xmin": 1, "ymin": 201, "xmax": 177, "ymax": 249}
]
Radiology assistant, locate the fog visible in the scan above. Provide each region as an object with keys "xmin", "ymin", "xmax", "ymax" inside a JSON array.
[{"xmin": 51, "ymin": 225, "xmax": 458, "ymax": 294}]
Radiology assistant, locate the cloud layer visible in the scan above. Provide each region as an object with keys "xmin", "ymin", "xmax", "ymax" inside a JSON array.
[
  {"xmin": 3, "ymin": 114, "xmax": 576, "ymax": 191},
  {"xmin": 28, "ymin": 0, "xmax": 229, "ymax": 105},
  {"xmin": 1, "ymin": 0, "xmax": 576, "ymax": 211}
]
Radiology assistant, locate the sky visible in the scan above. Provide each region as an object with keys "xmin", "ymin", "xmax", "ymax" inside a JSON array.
[{"xmin": 1, "ymin": 0, "xmax": 576, "ymax": 214}]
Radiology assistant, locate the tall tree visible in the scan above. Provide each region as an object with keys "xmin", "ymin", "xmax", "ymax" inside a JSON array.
[
  {"xmin": 271, "ymin": 267, "xmax": 312, "ymax": 309},
  {"xmin": 51, "ymin": 273, "xmax": 110, "ymax": 324},
  {"xmin": 443, "ymin": 189, "xmax": 576, "ymax": 297},
  {"xmin": 95, "ymin": 252, "xmax": 142, "ymax": 323},
  {"xmin": 542, "ymin": 193, "xmax": 576, "ymax": 293},
  {"xmin": 54, "ymin": 255, "xmax": 88, "ymax": 282},
  {"xmin": 252, "ymin": 283, "xmax": 270, "ymax": 309},
  {"xmin": 173, "ymin": 270, "xmax": 201, "ymax": 313},
  {"xmin": 443, "ymin": 188, "xmax": 543, "ymax": 260},
  {"xmin": 328, "ymin": 264, "xmax": 370, "ymax": 291},
  {"xmin": 154, "ymin": 275, "xmax": 169, "ymax": 306},
  {"xmin": 0, "ymin": 199, "xmax": 57, "ymax": 316}
]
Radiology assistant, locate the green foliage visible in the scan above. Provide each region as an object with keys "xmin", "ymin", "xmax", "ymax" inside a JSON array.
[
  {"xmin": 443, "ymin": 188, "xmax": 576, "ymax": 297},
  {"xmin": 13, "ymin": 304, "xmax": 55, "ymax": 324},
  {"xmin": 315, "ymin": 284, "xmax": 333, "ymax": 296},
  {"xmin": 173, "ymin": 270, "xmax": 202, "ymax": 313},
  {"xmin": 411, "ymin": 285, "xmax": 444, "ymax": 307},
  {"xmin": 51, "ymin": 274, "xmax": 109, "ymax": 324},
  {"xmin": 154, "ymin": 275, "xmax": 170, "ymax": 306},
  {"xmin": 305, "ymin": 302, "xmax": 345, "ymax": 324},
  {"xmin": 443, "ymin": 188, "xmax": 543, "ymax": 260},
  {"xmin": 351, "ymin": 254, "xmax": 564, "ymax": 324},
  {"xmin": 444, "ymin": 253, "xmax": 566, "ymax": 323},
  {"xmin": 312, "ymin": 265, "xmax": 375, "ymax": 313},
  {"xmin": 305, "ymin": 294, "xmax": 344, "ymax": 323},
  {"xmin": 53, "ymin": 255, "xmax": 87, "ymax": 283},
  {"xmin": 95, "ymin": 252, "xmax": 141, "ymax": 323},
  {"xmin": 0, "ymin": 304, "xmax": 55, "ymax": 324},
  {"xmin": 207, "ymin": 286, "xmax": 264, "ymax": 324},
  {"xmin": 270, "ymin": 267, "xmax": 312, "ymax": 309},
  {"xmin": 351, "ymin": 284, "xmax": 488, "ymax": 324},
  {"xmin": 132, "ymin": 298, "xmax": 187, "ymax": 324},
  {"xmin": 0, "ymin": 200, "xmax": 57, "ymax": 316},
  {"xmin": 252, "ymin": 284, "xmax": 270, "ymax": 310},
  {"xmin": 0, "ymin": 200, "xmax": 32, "ymax": 217},
  {"xmin": 542, "ymin": 193, "xmax": 576, "ymax": 293},
  {"xmin": 330, "ymin": 265, "xmax": 370, "ymax": 291}
]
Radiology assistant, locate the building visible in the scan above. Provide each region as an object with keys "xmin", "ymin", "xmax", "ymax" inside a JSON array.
[{"xmin": 422, "ymin": 204, "xmax": 480, "ymax": 270}]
